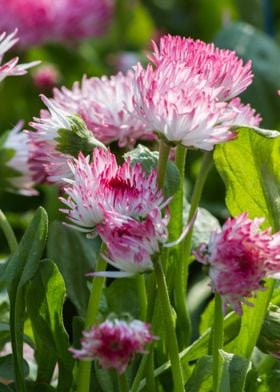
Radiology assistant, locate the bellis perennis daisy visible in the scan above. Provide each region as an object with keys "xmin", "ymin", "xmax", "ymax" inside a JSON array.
[
  {"xmin": 41, "ymin": 70, "xmax": 153, "ymax": 148},
  {"xmin": 70, "ymin": 318, "xmax": 156, "ymax": 374},
  {"xmin": 194, "ymin": 213, "xmax": 280, "ymax": 315},
  {"xmin": 60, "ymin": 148, "xmax": 170, "ymax": 276}
]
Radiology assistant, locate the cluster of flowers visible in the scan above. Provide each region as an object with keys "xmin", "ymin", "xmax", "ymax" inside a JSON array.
[
  {"xmin": 2, "ymin": 31, "xmax": 280, "ymax": 369},
  {"xmin": 3, "ymin": 34, "xmax": 262, "ymax": 195},
  {"xmin": 0, "ymin": 0, "xmax": 113, "ymax": 47}
]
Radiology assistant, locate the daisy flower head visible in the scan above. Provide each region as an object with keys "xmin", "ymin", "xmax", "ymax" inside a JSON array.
[
  {"xmin": 28, "ymin": 95, "xmax": 105, "ymax": 186},
  {"xmin": 149, "ymin": 34, "xmax": 253, "ymax": 101},
  {"xmin": 96, "ymin": 209, "xmax": 169, "ymax": 277},
  {"xmin": 133, "ymin": 59, "xmax": 236, "ymax": 151},
  {"xmin": 50, "ymin": 70, "xmax": 154, "ymax": 148},
  {"xmin": 60, "ymin": 148, "xmax": 165, "ymax": 239},
  {"xmin": 194, "ymin": 213, "xmax": 280, "ymax": 314},
  {"xmin": 70, "ymin": 318, "xmax": 156, "ymax": 374}
]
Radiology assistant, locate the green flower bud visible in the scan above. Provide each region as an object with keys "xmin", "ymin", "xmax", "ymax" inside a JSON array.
[{"xmin": 257, "ymin": 304, "xmax": 280, "ymax": 358}]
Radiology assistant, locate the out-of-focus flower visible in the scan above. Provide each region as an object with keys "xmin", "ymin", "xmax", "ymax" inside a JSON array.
[
  {"xmin": 194, "ymin": 212, "xmax": 280, "ymax": 314},
  {"xmin": 70, "ymin": 318, "xmax": 156, "ymax": 374},
  {"xmin": 133, "ymin": 59, "xmax": 236, "ymax": 150},
  {"xmin": 0, "ymin": 0, "xmax": 113, "ymax": 47},
  {"xmin": 48, "ymin": 70, "xmax": 154, "ymax": 148},
  {"xmin": 149, "ymin": 34, "xmax": 253, "ymax": 101},
  {"xmin": 1, "ymin": 123, "xmax": 37, "ymax": 195},
  {"xmin": 32, "ymin": 64, "xmax": 60, "ymax": 91},
  {"xmin": 0, "ymin": 30, "xmax": 39, "ymax": 82},
  {"xmin": 60, "ymin": 148, "xmax": 165, "ymax": 237}
]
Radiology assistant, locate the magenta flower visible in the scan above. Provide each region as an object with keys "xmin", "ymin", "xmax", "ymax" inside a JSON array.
[
  {"xmin": 70, "ymin": 318, "xmax": 156, "ymax": 374},
  {"xmin": 60, "ymin": 148, "xmax": 165, "ymax": 237},
  {"xmin": 133, "ymin": 59, "xmax": 236, "ymax": 150},
  {"xmin": 96, "ymin": 209, "xmax": 169, "ymax": 276},
  {"xmin": 194, "ymin": 213, "xmax": 280, "ymax": 314},
  {"xmin": 149, "ymin": 34, "xmax": 253, "ymax": 101},
  {"xmin": 47, "ymin": 70, "xmax": 154, "ymax": 148},
  {"xmin": 32, "ymin": 64, "xmax": 60, "ymax": 91},
  {"xmin": 0, "ymin": 0, "xmax": 113, "ymax": 47},
  {"xmin": 0, "ymin": 30, "xmax": 39, "ymax": 82}
]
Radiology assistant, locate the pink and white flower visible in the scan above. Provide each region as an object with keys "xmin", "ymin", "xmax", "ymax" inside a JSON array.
[
  {"xmin": 97, "ymin": 209, "xmax": 169, "ymax": 276},
  {"xmin": 149, "ymin": 34, "xmax": 253, "ymax": 101},
  {"xmin": 49, "ymin": 70, "xmax": 153, "ymax": 148},
  {"xmin": 2, "ymin": 123, "xmax": 37, "ymax": 195},
  {"xmin": 133, "ymin": 59, "xmax": 236, "ymax": 150},
  {"xmin": 28, "ymin": 95, "xmax": 104, "ymax": 185},
  {"xmin": 194, "ymin": 213, "xmax": 280, "ymax": 314},
  {"xmin": 0, "ymin": 0, "xmax": 113, "ymax": 47},
  {"xmin": 70, "ymin": 318, "xmax": 156, "ymax": 374},
  {"xmin": 60, "ymin": 148, "xmax": 165, "ymax": 237},
  {"xmin": 0, "ymin": 30, "xmax": 39, "ymax": 82}
]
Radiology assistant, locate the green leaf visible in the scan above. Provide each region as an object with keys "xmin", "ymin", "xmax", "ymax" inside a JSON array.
[
  {"xmin": 26, "ymin": 259, "xmax": 74, "ymax": 391},
  {"xmin": 0, "ymin": 354, "xmax": 29, "ymax": 381},
  {"xmin": 229, "ymin": 280, "xmax": 275, "ymax": 359},
  {"xmin": 55, "ymin": 115, "xmax": 106, "ymax": 157},
  {"xmin": 47, "ymin": 221, "xmax": 100, "ymax": 316},
  {"xmin": 4, "ymin": 207, "xmax": 48, "ymax": 391},
  {"xmin": 104, "ymin": 277, "xmax": 140, "ymax": 319},
  {"xmin": 214, "ymin": 129, "xmax": 280, "ymax": 231},
  {"xmin": 219, "ymin": 350, "xmax": 251, "ymax": 392},
  {"xmin": 124, "ymin": 144, "xmax": 180, "ymax": 197},
  {"xmin": 185, "ymin": 355, "xmax": 213, "ymax": 392}
]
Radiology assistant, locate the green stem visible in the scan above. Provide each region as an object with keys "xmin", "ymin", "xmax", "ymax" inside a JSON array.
[
  {"xmin": 153, "ymin": 256, "xmax": 184, "ymax": 392},
  {"xmin": 145, "ymin": 351, "xmax": 156, "ymax": 392},
  {"xmin": 0, "ymin": 210, "xmax": 18, "ymax": 253},
  {"xmin": 157, "ymin": 140, "xmax": 171, "ymax": 189},
  {"xmin": 180, "ymin": 151, "xmax": 213, "ymax": 334},
  {"xmin": 118, "ymin": 372, "xmax": 129, "ymax": 392},
  {"xmin": 169, "ymin": 146, "xmax": 192, "ymax": 348},
  {"xmin": 212, "ymin": 294, "xmax": 224, "ymax": 392},
  {"xmin": 136, "ymin": 275, "xmax": 147, "ymax": 321},
  {"xmin": 77, "ymin": 243, "xmax": 107, "ymax": 392}
]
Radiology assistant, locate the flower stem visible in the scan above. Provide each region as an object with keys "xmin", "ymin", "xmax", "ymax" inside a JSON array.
[
  {"xmin": 0, "ymin": 210, "xmax": 18, "ymax": 254},
  {"xmin": 153, "ymin": 256, "xmax": 184, "ymax": 392},
  {"xmin": 178, "ymin": 151, "xmax": 213, "ymax": 349},
  {"xmin": 118, "ymin": 372, "xmax": 129, "ymax": 392},
  {"xmin": 77, "ymin": 243, "xmax": 107, "ymax": 392},
  {"xmin": 169, "ymin": 145, "xmax": 192, "ymax": 348},
  {"xmin": 212, "ymin": 294, "xmax": 224, "ymax": 392},
  {"xmin": 137, "ymin": 274, "xmax": 147, "ymax": 321},
  {"xmin": 157, "ymin": 140, "xmax": 171, "ymax": 189}
]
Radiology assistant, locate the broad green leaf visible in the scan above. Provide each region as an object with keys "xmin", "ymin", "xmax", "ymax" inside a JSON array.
[
  {"xmin": 0, "ymin": 354, "xmax": 29, "ymax": 381},
  {"xmin": 214, "ymin": 129, "xmax": 280, "ymax": 231},
  {"xmin": 4, "ymin": 207, "xmax": 48, "ymax": 391},
  {"xmin": 219, "ymin": 350, "xmax": 251, "ymax": 392},
  {"xmin": 104, "ymin": 277, "xmax": 140, "ymax": 319},
  {"xmin": 93, "ymin": 365, "xmax": 118, "ymax": 392},
  {"xmin": 228, "ymin": 280, "xmax": 275, "ymax": 359},
  {"xmin": 47, "ymin": 221, "xmax": 100, "ymax": 316},
  {"xmin": 26, "ymin": 260, "xmax": 73, "ymax": 391},
  {"xmin": 184, "ymin": 355, "xmax": 213, "ymax": 392}
]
